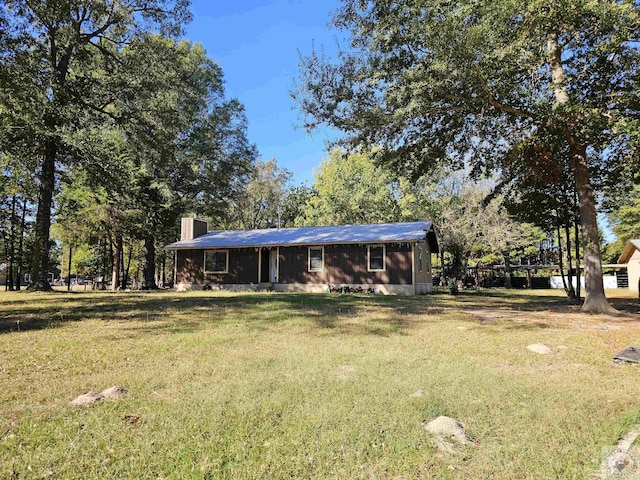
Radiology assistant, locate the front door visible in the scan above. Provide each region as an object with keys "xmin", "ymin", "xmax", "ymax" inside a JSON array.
[{"xmin": 269, "ymin": 249, "xmax": 278, "ymax": 283}]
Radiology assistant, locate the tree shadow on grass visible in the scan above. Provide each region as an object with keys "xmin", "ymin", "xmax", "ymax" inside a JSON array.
[
  {"xmin": 0, "ymin": 291, "xmax": 442, "ymax": 336},
  {"xmin": 429, "ymin": 289, "xmax": 640, "ymax": 318},
  {"xmin": 428, "ymin": 289, "xmax": 583, "ymax": 311},
  {"xmin": 1, "ymin": 289, "xmax": 635, "ymax": 336}
]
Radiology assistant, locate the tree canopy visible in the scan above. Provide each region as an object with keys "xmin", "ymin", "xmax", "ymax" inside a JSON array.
[
  {"xmin": 296, "ymin": 149, "xmax": 401, "ymax": 226},
  {"xmin": 1, "ymin": 1, "xmax": 257, "ymax": 291},
  {"xmin": 1, "ymin": 0, "xmax": 191, "ymax": 289}
]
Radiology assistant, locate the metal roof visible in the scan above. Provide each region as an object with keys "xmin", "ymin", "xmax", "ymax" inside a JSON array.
[{"xmin": 165, "ymin": 221, "xmax": 437, "ymax": 250}]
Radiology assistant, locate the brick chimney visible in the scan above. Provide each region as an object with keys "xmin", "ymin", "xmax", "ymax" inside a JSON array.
[{"xmin": 181, "ymin": 217, "xmax": 208, "ymax": 241}]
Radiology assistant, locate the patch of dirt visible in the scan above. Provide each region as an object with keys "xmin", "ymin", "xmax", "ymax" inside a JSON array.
[
  {"xmin": 423, "ymin": 416, "xmax": 470, "ymax": 453},
  {"xmin": 100, "ymin": 386, "xmax": 128, "ymax": 399},
  {"xmin": 527, "ymin": 343, "xmax": 552, "ymax": 355},
  {"xmin": 336, "ymin": 365, "xmax": 356, "ymax": 380},
  {"xmin": 123, "ymin": 415, "xmax": 140, "ymax": 425},
  {"xmin": 70, "ymin": 392, "xmax": 103, "ymax": 406},
  {"xmin": 455, "ymin": 306, "xmax": 640, "ymax": 335},
  {"xmin": 71, "ymin": 386, "xmax": 128, "ymax": 406}
]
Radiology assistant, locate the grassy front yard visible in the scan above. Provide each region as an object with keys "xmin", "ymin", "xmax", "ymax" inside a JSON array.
[{"xmin": 1, "ymin": 289, "xmax": 639, "ymax": 479}]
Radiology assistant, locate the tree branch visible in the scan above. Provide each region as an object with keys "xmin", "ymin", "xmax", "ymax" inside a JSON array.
[{"xmin": 474, "ymin": 68, "xmax": 535, "ymax": 119}]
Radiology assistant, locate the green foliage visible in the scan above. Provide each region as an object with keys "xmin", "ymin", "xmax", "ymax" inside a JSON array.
[
  {"xmin": 447, "ymin": 278, "xmax": 459, "ymax": 295},
  {"xmin": 609, "ymin": 186, "xmax": 640, "ymax": 244},
  {"xmin": 281, "ymin": 185, "xmax": 314, "ymax": 228},
  {"xmin": 296, "ymin": 149, "xmax": 401, "ymax": 226},
  {"xmin": 295, "ymin": 1, "xmax": 640, "ymax": 175},
  {"xmin": 9, "ymin": 25, "xmax": 257, "ymax": 289},
  {"xmin": 224, "ymin": 158, "xmax": 291, "ymax": 230},
  {"xmin": 292, "ymin": 149, "xmax": 540, "ymax": 281}
]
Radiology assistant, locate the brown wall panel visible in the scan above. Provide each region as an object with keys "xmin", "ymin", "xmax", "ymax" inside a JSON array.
[
  {"xmin": 176, "ymin": 249, "xmax": 204, "ymax": 284},
  {"xmin": 177, "ymin": 249, "xmax": 258, "ymax": 284},
  {"xmin": 178, "ymin": 244, "xmax": 414, "ymax": 286},
  {"xmin": 205, "ymin": 248, "xmax": 258, "ymax": 284},
  {"xmin": 279, "ymin": 244, "xmax": 412, "ymax": 285},
  {"xmin": 278, "ymin": 246, "xmax": 327, "ymax": 284}
]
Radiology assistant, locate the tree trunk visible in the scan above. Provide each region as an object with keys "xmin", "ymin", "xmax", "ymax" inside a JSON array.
[
  {"xmin": 7, "ymin": 194, "xmax": 16, "ymax": 291},
  {"xmin": 161, "ymin": 255, "xmax": 166, "ymax": 288},
  {"xmin": 111, "ymin": 236, "xmax": 122, "ymax": 290},
  {"xmin": 557, "ymin": 224, "xmax": 568, "ymax": 293},
  {"xmin": 123, "ymin": 242, "xmax": 133, "ymax": 290},
  {"xmin": 447, "ymin": 245, "xmax": 467, "ymax": 283},
  {"xmin": 67, "ymin": 245, "xmax": 73, "ymax": 291},
  {"xmin": 565, "ymin": 225, "xmax": 576, "ymax": 299},
  {"xmin": 503, "ymin": 247, "xmax": 512, "ymax": 289},
  {"xmin": 574, "ymin": 204, "xmax": 581, "ymax": 300},
  {"xmin": 102, "ymin": 238, "xmax": 108, "ymax": 281},
  {"xmin": 15, "ymin": 198, "xmax": 27, "ymax": 291},
  {"xmin": 142, "ymin": 236, "xmax": 157, "ymax": 289},
  {"xmin": 2, "ymin": 230, "xmax": 9, "ymax": 292},
  {"xmin": 571, "ymin": 142, "xmax": 616, "ymax": 313},
  {"xmin": 135, "ymin": 246, "xmax": 142, "ymax": 289},
  {"xmin": 29, "ymin": 138, "xmax": 56, "ymax": 291},
  {"xmin": 120, "ymin": 241, "xmax": 131, "ymax": 290}
]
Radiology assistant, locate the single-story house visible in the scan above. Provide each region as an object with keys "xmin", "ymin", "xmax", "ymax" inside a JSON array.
[
  {"xmin": 165, "ymin": 218, "xmax": 439, "ymax": 294},
  {"xmin": 618, "ymin": 239, "xmax": 640, "ymax": 292}
]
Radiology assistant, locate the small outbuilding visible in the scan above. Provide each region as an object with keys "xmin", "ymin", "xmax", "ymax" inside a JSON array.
[
  {"xmin": 618, "ymin": 239, "xmax": 640, "ymax": 292},
  {"xmin": 165, "ymin": 218, "xmax": 438, "ymax": 294}
]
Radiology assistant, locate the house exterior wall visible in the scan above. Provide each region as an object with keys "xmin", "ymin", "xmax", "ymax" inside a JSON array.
[
  {"xmin": 628, "ymin": 249, "xmax": 640, "ymax": 292},
  {"xmin": 175, "ymin": 242, "xmax": 433, "ymax": 294},
  {"xmin": 176, "ymin": 249, "xmax": 205, "ymax": 284},
  {"xmin": 277, "ymin": 244, "xmax": 412, "ymax": 286},
  {"xmin": 176, "ymin": 248, "xmax": 258, "ymax": 286}
]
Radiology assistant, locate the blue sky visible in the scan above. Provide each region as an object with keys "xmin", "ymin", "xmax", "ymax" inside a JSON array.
[{"xmin": 186, "ymin": 0, "xmax": 343, "ymax": 185}]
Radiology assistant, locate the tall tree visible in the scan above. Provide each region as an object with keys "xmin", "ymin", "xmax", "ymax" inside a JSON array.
[
  {"xmin": 0, "ymin": 0, "xmax": 191, "ymax": 290},
  {"xmin": 281, "ymin": 185, "xmax": 314, "ymax": 228},
  {"xmin": 294, "ymin": 0, "xmax": 640, "ymax": 313},
  {"xmin": 0, "ymin": 152, "xmax": 38, "ymax": 291},
  {"xmin": 112, "ymin": 36, "xmax": 255, "ymax": 289},
  {"xmin": 49, "ymin": 35, "xmax": 256, "ymax": 290}
]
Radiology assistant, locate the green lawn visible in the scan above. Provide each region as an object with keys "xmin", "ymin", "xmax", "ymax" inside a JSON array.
[{"xmin": 1, "ymin": 289, "xmax": 639, "ymax": 479}]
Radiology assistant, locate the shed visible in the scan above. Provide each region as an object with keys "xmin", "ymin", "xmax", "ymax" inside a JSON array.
[
  {"xmin": 618, "ymin": 239, "xmax": 640, "ymax": 292},
  {"xmin": 165, "ymin": 218, "xmax": 439, "ymax": 294}
]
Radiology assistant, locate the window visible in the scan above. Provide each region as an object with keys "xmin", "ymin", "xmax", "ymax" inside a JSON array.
[
  {"xmin": 204, "ymin": 250, "xmax": 228, "ymax": 273},
  {"xmin": 368, "ymin": 245, "xmax": 386, "ymax": 271},
  {"xmin": 418, "ymin": 246, "xmax": 424, "ymax": 273},
  {"xmin": 308, "ymin": 246, "xmax": 324, "ymax": 272}
]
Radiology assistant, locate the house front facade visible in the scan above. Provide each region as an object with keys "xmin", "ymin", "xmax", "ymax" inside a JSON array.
[{"xmin": 165, "ymin": 218, "xmax": 438, "ymax": 294}]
